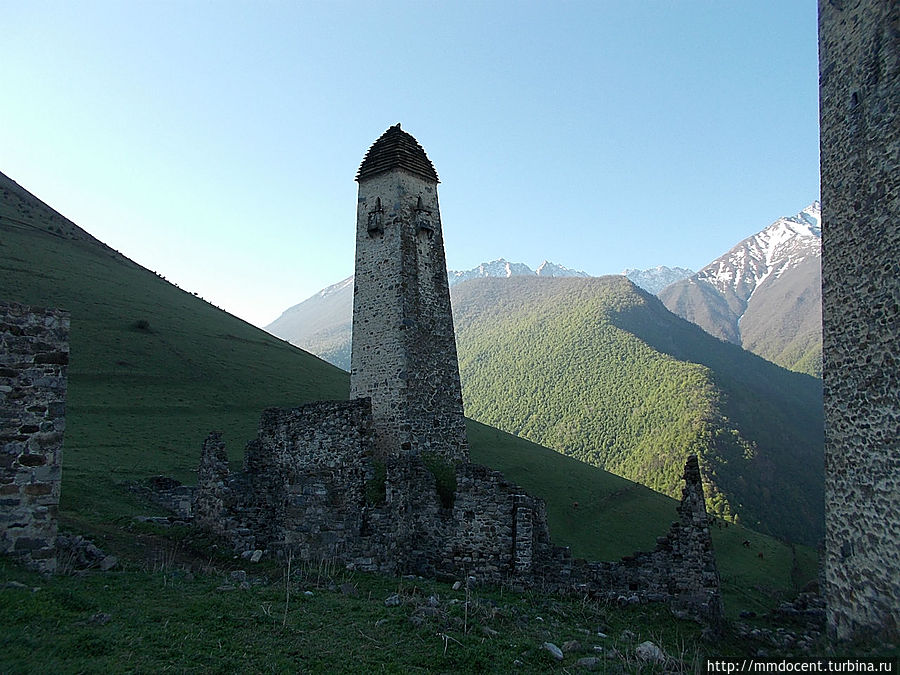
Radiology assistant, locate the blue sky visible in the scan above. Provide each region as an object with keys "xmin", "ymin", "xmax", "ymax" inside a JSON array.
[{"xmin": 2, "ymin": 1, "xmax": 820, "ymax": 327}]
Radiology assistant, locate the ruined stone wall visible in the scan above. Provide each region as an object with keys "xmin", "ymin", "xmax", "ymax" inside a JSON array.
[
  {"xmin": 0, "ymin": 300, "xmax": 69, "ymax": 573},
  {"xmin": 446, "ymin": 464, "xmax": 552, "ymax": 581},
  {"xmin": 192, "ymin": 400, "xmax": 721, "ymax": 622},
  {"xmin": 350, "ymin": 166, "xmax": 468, "ymax": 464},
  {"xmin": 533, "ymin": 456, "xmax": 722, "ymax": 624},
  {"xmin": 194, "ymin": 399, "xmax": 380, "ymax": 560},
  {"xmin": 819, "ymin": 0, "xmax": 900, "ymax": 641}
]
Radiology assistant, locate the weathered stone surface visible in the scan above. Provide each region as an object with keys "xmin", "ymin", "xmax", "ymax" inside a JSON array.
[
  {"xmin": 0, "ymin": 300, "xmax": 69, "ymax": 574},
  {"xmin": 819, "ymin": 0, "xmax": 900, "ymax": 642},
  {"xmin": 541, "ymin": 642, "xmax": 564, "ymax": 661},
  {"xmin": 56, "ymin": 533, "xmax": 111, "ymax": 571},
  {"xmin": 635, "ymin": 641, "xmax": 666, "ymax": 663},
  {"xmin": 350, "ymin": 125, "xmax": 468, "ymax": 465}
]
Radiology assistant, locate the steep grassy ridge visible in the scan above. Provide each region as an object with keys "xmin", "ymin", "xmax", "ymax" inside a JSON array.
[
  {"xmin": 453, "ymin": 276, "xmax": 823, "ymax": 545},
  {"xmin": 1, "ymin": 172, "xmax": 813, "ymax": 617}
]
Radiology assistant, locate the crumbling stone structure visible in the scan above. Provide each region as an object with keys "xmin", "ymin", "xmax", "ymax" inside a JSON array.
[
  {"xmin": 819, "ymin": 0, "xmax": 900, "ymax": 641},
  {"xmin": 0, "ymin": 300, "xmax": 69, "ymax": 574},
  {"xmin": 194, "ymin": 126, "xmax": 722, "ymax": 623},
  {"xmin": 535, "ymin": 456, "xmax": 722, "ymax": 622}
]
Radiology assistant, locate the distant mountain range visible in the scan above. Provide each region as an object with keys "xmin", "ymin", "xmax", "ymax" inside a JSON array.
[
  {"xmin": 624, "ymin": 266, "xmax": 694, "ymax": 294},
  {"xmin": 659, "ymin": 203, "xmax": 822, "ymax": 376},
  {"xmin": 269, "ymin": 202, "xmax": 822, "ymax": 378},
  {"xmin": 448, "ymin": 258, "xmax": 589, "ymax": 286}
]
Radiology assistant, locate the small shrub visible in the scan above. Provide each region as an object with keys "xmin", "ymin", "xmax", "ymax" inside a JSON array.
[
  {"xmin": 132, "ymin": 319, "xmax": 152, "ymax": 332},
  {"xmin": 422, "ymin": 452, "xmax": 457, "ymax": 509}
]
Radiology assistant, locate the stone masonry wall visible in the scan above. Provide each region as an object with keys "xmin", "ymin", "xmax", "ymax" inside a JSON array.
[
  {"xmin": 193, "ymin": 399, "xmax": 722, "ymax": 623},
  {"xmin": 819, "ymin": 0, "xmax": 899, "ymax": 641},
  {"xmin": 533, "ymin": 456, "xmax": 723, "ymax": 624},
  {"xmin": 0, "ymin": 300, "xmax": 69, "ymax": 574},
  {"xmin": 350, "ymin": 166, "xmax": 468, "ymax": 465}
]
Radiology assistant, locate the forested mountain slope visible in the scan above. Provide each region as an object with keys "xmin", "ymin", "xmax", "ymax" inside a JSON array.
[{"xmin": 452, "ymin": 275, "xmax": 824, "ymax": 544}]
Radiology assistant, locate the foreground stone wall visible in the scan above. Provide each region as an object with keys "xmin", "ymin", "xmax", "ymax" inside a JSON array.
[
  {"xmin": 0, "ymin": 300, "xmax": 69, "ymax": 574},
  {"xmin": 819, "ymin": 0, "xmax": 900, "ymax": 641},
  {"xmin": 193, "ymin": 399, "xmax": 722, "ymax": 623},
  {"xmin": 536, "ymin": 456, "xmax": 722, "ymax": 623}
]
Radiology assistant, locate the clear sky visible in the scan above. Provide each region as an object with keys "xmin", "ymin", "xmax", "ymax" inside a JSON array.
[{"xmin": 2, "ymin": 1, "xmax": 820, "ymax": 327}]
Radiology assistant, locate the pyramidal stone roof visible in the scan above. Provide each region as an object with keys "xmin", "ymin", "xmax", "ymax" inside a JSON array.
[{"xmin": 356, "ymin": 124, "xmax": 439, "ymax": 183}]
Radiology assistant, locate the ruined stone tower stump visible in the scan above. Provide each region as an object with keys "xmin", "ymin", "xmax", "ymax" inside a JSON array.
[
  {"xmin": 350, "ymin": 124, "xmax": 468, "ymax": 464},
  {"xmin": 0, "ymin": 300, "xmax": 69, "ymax": 574}
]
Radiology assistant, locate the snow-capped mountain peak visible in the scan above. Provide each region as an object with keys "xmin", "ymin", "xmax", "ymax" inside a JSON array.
[
  {"xmin": 317, "ymin": 275, "xmax": 354, "ymax": 298},
  {"xmin": 695, "ymin": 202, "xmax": 821, "ymax": 299},
  {"xmin": 535, "ymin": 261, "xmax": 590, "ymax": 278}
]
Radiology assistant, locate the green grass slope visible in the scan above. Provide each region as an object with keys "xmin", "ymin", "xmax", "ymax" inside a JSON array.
[
  {"xmin": 453, "ymin": 276, "xmax": 823, "ymax": 545},
  {"xmin": 1, "ymin": 172, "xmax": 813, "ymax": 617}
]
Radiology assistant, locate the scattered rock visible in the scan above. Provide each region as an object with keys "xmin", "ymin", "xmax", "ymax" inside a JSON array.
[
  {"xmin": 616, "ymin": 593, "xmax": 640, "ymax": 606},
  {"xmin": 576, "ymin": 656, "xmax": 603, "ymax": 671},
  {"xmin": 635, "ymin": 641, "xmax": 666, "ymax": 664},
  {"xmin": 2, "ymin": 581, "xmax": 28, "ymax": 589},
  {"xmin": 452, "ymin": 581, "xmax": 462, "ymax": 591},
  {"xmin": 303, "ymin": 591, "xmax": 314, "ymax": 597},
  {"xmin": 426, "ymin": 595, "xmax": 440, "ymax": 607},
  {"xmin": 229, "ymin": 570, "xmax": 247, "ymax": 583},
  {"xmin": 375, "ymin": 618, "xmax": 388, "ymax": 627},
  {"xmin": 595, "ymin": 631, "xmax": 608, "ymax": 639},
  {"xmin": 89, "ymin": 612, "xmax": 111, "ymax": 625},
  {"xmin": 413, "ymin": 606, "xmax": 442, "ymax": 621},
  {"xmin": 240, "ymin": 550, "xmax": 255, "ymax": 560},
  {"xmin": 239, "ymin": 581, "xmax": 250, "ymax": 590},
  {"xmin": 541, "ymin": 642, "xmax": 564, "ymax": 661},
  {"xmin": 340, "ymin": 583, "xmax": 359, "ymax": 597},
  {"xmin": 250, "ymin": 550, "xmax": 263, "ymax": 563},
  {"xmin": 619, "ymin": 629, "xmax": 636, "ymax": 641},
  {"xmin": 56, "ymin": 534, "xmax": 114, "ymax": 571},
  {"xmin": 409, "ymin": 615, "xmax": 424, "ymax": 628},
  {"xmin": 384, "ymin": 593, "xmax": 402, "ymax": 607},
  {"xmin": 563, "ymin": 640, "xmax": 583, "ymax": 653},
  {"xmin": 99, "ymin": 556, "xmax": 117, "ymax": 571}
]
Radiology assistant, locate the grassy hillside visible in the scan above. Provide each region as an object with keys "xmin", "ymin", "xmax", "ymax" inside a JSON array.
[
  {"xmin": 453, "ymin": 276, "xmax": 824, "ymax": 545},
  {"xmin": 1, "ymin": 172, "xmax": 814, "ymax": 620}
]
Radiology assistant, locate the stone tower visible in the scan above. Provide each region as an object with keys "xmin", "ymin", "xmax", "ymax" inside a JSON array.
[
  {"xmin": 350, "ymin": 124, "xmax": 468, "ymax": 464},
  {"xmin": 819, "ymin": 0, "xmax": 899, "ymax": 641}
]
